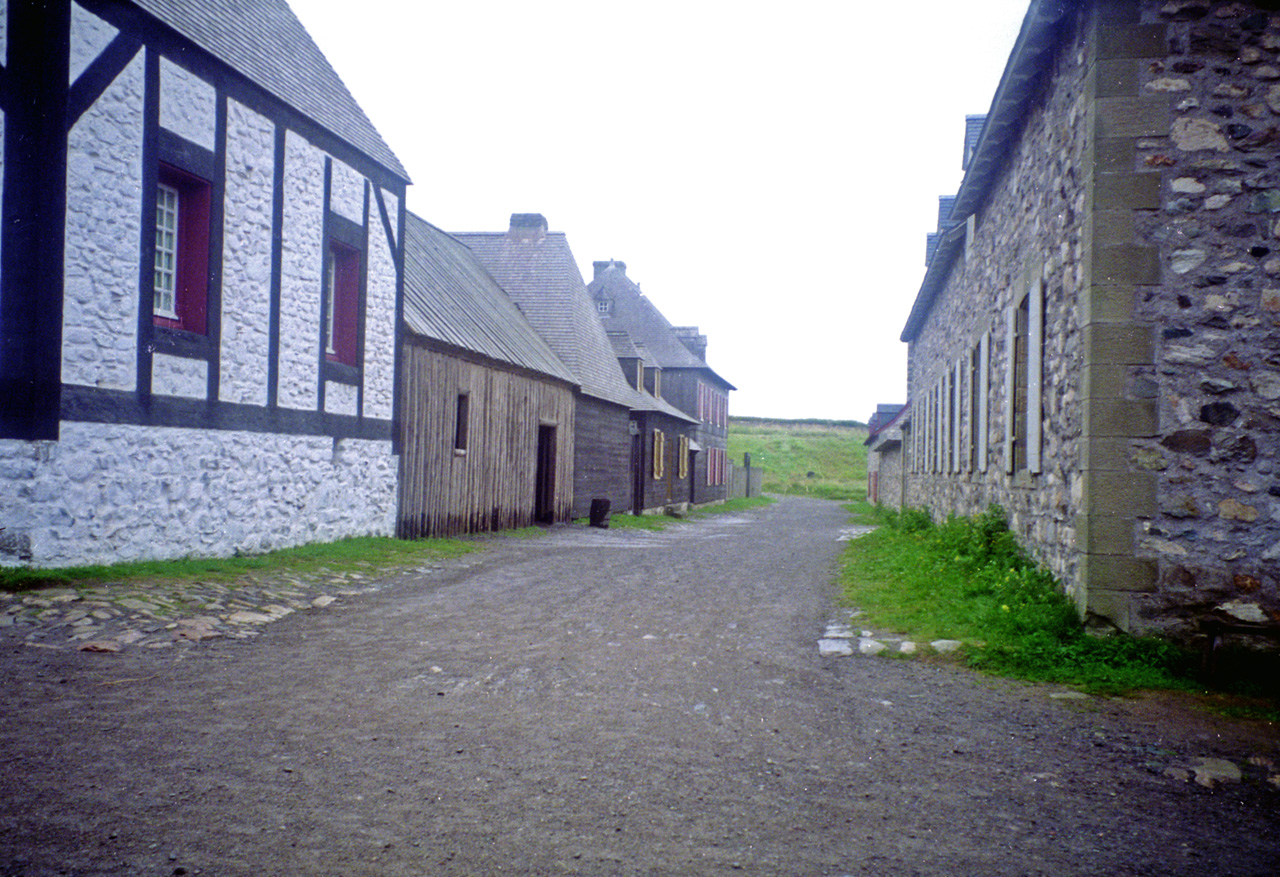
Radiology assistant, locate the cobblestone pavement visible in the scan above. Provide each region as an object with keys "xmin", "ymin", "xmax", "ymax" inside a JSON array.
[{"xmin": 0, "ymin": 553, "xmax": 494, "ymax": 654}]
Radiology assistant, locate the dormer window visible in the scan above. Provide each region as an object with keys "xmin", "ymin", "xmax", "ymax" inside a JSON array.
[{"xmin": 597, "ymin": 298, "xmax": 612, "ymax": 315}]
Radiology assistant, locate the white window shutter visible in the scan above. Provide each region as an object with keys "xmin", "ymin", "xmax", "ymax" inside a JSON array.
[
  {"xmin": 953, "ymin": 358, "xmax": 964, "ymax": 475},
  {"xmin": 1028, "ymin": 277, "xmax": 1044, "ymax": 475},
  {"xmin": 1004, "ymin": 307, "xmax": 1016, "ymax": 474},
  {"xmin": 978, "ymin": 331, "xmax": 990, "ymax": 473}
]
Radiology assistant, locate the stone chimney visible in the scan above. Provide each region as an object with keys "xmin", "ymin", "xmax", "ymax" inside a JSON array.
[
  {"xmin": 592, "ymin": 259, "xmax": 626, "ymax": 281},
  {"xmin": 672, "ymin": 326, "xmax": 707, "ymax": 361},
  {"xmin": 508, "ymin": 213, "xmax": 548, "ymax": 241}
]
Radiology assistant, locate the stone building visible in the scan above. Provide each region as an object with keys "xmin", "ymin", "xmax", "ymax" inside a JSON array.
[
  {"xmin": 901, "ymin": 0, "xmax": 1280, "ymax": 637},
  {"xmin": 589, "ymin": 260, "xmax": 736, "ymax": 510},
  {"xmin": 865, "ymin": 404, "xmax": 907, "ymax": 508},
  {"xmin": 0, "ymin": 0, "xmax": 409, "ymax": 566}
]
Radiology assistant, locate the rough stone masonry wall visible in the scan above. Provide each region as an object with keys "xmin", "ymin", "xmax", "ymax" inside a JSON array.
[
  {"xmin": 1125, "ymin": 0, "xmax": 1280, "ymax": 632},
  {"xmin": 0, "ymin": 424, "xmax": 397, "ymax": 568},
  {"xmin": 906, "ymin": 10, "xmax": 1092, "ymax": 600}
]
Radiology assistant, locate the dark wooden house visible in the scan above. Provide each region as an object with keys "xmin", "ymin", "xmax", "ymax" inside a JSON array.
[
  {"xmin": 589, "ymin": 260, "xmax": 735, "ymax": 506},
  {"xmin": 605, "ymin": 332, "xmax": 701, "ymax": 514},
  {"xmin": 398, "ymin": 214, "xmax": 577, "ymax": 537},
  {"xmin": 454, "ymin": 215, "xmax": 689, "ymax": 518}
]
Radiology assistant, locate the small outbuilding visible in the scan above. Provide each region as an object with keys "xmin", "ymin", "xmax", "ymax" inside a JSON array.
[{"xmin": 398, "ymin": 214, "xmax": 578, "ymax": 537}]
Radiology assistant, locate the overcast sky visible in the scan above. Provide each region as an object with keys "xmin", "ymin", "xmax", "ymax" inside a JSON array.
[{"xmin": 290, "ymin": 0, "xmax": 1029, "ymax": 422}]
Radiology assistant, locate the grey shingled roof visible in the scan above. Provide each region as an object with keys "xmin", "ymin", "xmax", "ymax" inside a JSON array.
[
  {"xmin": 402, "ymin": 213, "xmax": 576, "ymax": 385},
  {"xmin": 453, "ymin": 222, "xmax": 687, "ymax": 419},
  {"xmin": 588, "ymin": 261, "xmax": 736, "ymax": 389},
  {"xmin": 133, "ymin": 0, "xmax": 409, "ymax": 181},
  {"xmin": 902, "ymin": 0, "xmax": 1070, "ymax": 342},
  {"xmin": 606, "ymin": 330, "xmax": 643, "ymax": 362}
]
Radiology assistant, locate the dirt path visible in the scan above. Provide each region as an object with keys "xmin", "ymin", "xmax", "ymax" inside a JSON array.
[{"xmin": 2, "ymin": 497, "xmax": 1277, "ymax": 876}]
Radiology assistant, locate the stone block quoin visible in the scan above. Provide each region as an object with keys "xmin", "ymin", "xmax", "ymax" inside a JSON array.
[{"xmin": 1076, "ymin": 2, "xmax": 1168, "ymax": 625}]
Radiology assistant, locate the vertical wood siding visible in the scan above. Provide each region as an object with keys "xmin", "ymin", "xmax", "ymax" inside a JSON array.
[
  {"xmin": 398, "ymin": 342, "xmax": 575, "ymax": 538},
  {"xmin": 572, "ymin": 396, "xmax": 633, "ymax": 519}
]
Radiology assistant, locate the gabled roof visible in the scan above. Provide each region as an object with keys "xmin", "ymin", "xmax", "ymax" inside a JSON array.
[
  {"xmin": 588, "ymin": 261, "xmax": 736, "ymax": 390},
  {"xmin": 453, "ymin": 217, "xmax": 692, "ymax": 422},
  {"xmin": 865, "ymin": 401, "xmax": 910, "ymax": 447},
  {"xmin": 902, "ymin": 0, "xmax": 1071, "ymax": 342},
  {"xmin": 133, "ymin": 0, "xmax": 409, "ymax": 182},
  {"xmin": 402, "ymin": 213, "xmax": 576, "ymax": 386},
  {"xmin": 607, "ymin": 330, "xmax": 644, "ymax": 362}
]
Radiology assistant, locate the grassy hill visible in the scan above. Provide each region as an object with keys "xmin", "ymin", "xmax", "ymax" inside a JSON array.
[{"xmin": 727, "ymin": 417, "xmax": 868, "ymax": 501}]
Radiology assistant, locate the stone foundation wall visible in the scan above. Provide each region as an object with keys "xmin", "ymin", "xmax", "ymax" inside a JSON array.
[
  {"xmin": 0, "ymin": 422, "xmax": 396, "ymax": 568},
  {"xmin": 1127, "ymin": 0, "xmax": 1280, "ymax": 632}
]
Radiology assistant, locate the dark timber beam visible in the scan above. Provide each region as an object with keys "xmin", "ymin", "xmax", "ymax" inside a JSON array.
[{"xmin": 1, "ymin": 0, "xmax": 71, "ymax": 439}]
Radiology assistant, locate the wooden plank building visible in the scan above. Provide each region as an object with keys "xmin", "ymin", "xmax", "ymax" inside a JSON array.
[
  {"xmin": 398, "ymin": 213, "xmax": 577, "ymax": 537},
  {"xmin": 454, "ymin": 214, "xmax": 692, "ymax": 519},
  {"xmin": 589, "ymin": 260, "xmax": 735, "ymax": 507}
]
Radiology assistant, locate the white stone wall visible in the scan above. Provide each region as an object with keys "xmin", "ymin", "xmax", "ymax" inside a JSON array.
[
  {"xmin": 324, "ymin": 381, "xmax": 358, "ymax": 416},
  {"xmin": 159, "ymin": 57, "xmax": 216, "ymax": 152},
  {"xmin": 278, "ymin": 131, "xmax": 325, "ymax": 411},
  {"xmin": 63, "ymin": 49, "xmax": 143, "ymax": 391},
  {"xmin": 329, "ymin": 157, "xmax": 364, "ymax": 224},
  {"xmin": 220, "ymin": 99, "xmax": 275, "ymax": 407},
  {"xmin": 364, "ymin": 186, "xmax": 399, "ymax": 420},
  {"xmin": 0, "ymin": 422, "xmax": 397, "ymax": 568},
  {"xmin": 68, "ymin": 2, "xmax": 117, "ymax": 84},
  {"xmin": 151, "ymin": 353, "xmax": 207, "ymax": 399},
  {"xmin": 7, "ymin": 8, "xmax": 406, "ymax": 570}
]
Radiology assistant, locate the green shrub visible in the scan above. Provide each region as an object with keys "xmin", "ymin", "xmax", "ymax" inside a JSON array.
[{"xmin": 842, "ymin": 504, "xmax": 1195, "ymax": 695}]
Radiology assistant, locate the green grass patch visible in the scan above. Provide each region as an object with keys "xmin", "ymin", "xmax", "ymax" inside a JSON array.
[
  {"xmin": 728, "ymin": 417, "xmax": 867, "ymax": 501},
  {"xmin": 840, "ymin": 505, "xmax": 1196, "ymax": 696},
  {"xmin": 841, "ymin": 499, "xmax": 876, "ymax": 524},
  {"xmin": 0, "ymin": 536, "xmax": 476, "ymax": 594}
]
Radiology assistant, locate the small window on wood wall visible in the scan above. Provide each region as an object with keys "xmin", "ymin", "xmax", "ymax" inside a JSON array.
[
  {"xmin": 454, "ymin": 393, "xmax": 470, "ymax": 453},
  {"xmin": 678, "ymin": 435, "xmax": 689, "ymax": 478},
  {"xmin": 652, "ymin": 430, "xmax": 665, "ymax": 479}
]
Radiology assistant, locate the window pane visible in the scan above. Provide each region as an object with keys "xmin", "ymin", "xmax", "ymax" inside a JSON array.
[{"xmin": 154, "ymin": 183, "xmax": 180, "ymax": 318}]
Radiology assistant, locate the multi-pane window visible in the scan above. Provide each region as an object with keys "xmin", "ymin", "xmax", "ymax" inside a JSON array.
[
  {"xmin": 154, "ymin": 183, "xmax": 180, "ymax": 318},
  {"xmin": 652, "ymin": 430, "xmax": 666, "ymax": 479},
  {"xmin": 678, "ymin": 435, "xmax": 689, "ymax": 478},
  {"xmin": 151, "ymin": 164, "xmax": 210, "ymax": 334}
]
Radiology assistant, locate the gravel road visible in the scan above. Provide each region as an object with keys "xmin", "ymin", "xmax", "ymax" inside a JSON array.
[{"xmin": 2, "ymin": 496, "xmax": 1277, "ymax": 876}]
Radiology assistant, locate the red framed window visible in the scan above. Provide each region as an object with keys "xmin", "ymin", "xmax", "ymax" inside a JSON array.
[
  {"xmin": 325, "ymin": 240, "xmax": 360, "ymax": 366},
  {"xmin": 708, "ymin": 447, "xmax": 725, "ymax": 486},
  {"xmin": 153, "ymin": 163, "xmax": 210, "ymax": 334}
]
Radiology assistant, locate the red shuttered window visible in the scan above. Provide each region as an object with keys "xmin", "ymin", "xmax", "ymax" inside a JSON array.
[{"xmin": 153, "ymin": 163, "xmax": 210, "ymax": 334}]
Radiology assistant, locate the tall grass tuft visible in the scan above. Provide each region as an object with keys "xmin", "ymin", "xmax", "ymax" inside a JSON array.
[{"xmin": 841, "ymin": 504, "xmax": 1194, "ymax": 695}]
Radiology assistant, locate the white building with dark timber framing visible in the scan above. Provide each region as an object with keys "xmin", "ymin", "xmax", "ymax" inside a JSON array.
[{"xmin": 0, "ymin": 0, "xmax": 410, "ymax": 566}]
